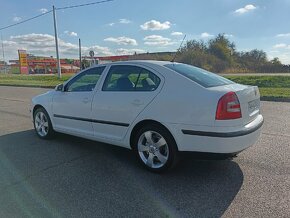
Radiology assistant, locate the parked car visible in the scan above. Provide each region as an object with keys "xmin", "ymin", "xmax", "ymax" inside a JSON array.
[{"xmin": 31, "ymin": 61, "xmax": 263, "ymax": 172}]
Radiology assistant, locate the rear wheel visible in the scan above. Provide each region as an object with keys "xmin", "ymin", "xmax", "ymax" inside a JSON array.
[
  {"xmin": 133, "ymin": 124, "xmax": 178, "ymax": 172},
  {"xmin": 33, "ymin": 107, "xmax": 54, "ymax": 139}
]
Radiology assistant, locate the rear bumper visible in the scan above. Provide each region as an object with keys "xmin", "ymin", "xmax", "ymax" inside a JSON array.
[{"xmin": 172, "ymin": 114, "xmax": 263, "ymax": 154}]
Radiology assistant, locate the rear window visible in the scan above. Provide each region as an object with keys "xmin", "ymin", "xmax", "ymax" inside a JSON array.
[{"xmin": 164, "ymin": 63, "xmax": 234, "ymax": 88}]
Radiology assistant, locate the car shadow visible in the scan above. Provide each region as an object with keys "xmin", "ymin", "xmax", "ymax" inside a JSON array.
[{"xmin": 0, "ymin": 130, "xmax": 244, "ymax": 218}]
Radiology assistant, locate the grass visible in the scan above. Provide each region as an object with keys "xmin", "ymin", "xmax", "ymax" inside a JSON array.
[
  {"xmin": 224, "ymin": 76, "xmax": 290, "ymax": 100},
  {"xmin": 0, "ymin": 73, "xmax": 289, "ymax": 100},
  {"xmin": 0, "ymin": 74, "xmax": 74, "ymax": 87}
]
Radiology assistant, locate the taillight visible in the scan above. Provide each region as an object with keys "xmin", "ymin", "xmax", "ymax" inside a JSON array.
[{"xmin": 216, "ymin": 92, "xmax": 242, "ymax": 120}]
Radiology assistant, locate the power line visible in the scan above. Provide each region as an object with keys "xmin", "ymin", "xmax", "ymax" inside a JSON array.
[
  {"xmin": 0, "ymin": 0, "xmax": 114, "ymax": 31},
  {"xmin": 0, "ymin": 10, "xmax": 52, "ymax": 31},
  {"xmin": 57, "ymin": 0, "xmax": 114, "ymax": 10}
]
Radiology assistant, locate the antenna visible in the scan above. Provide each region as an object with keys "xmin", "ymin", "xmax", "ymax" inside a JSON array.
[{"xmin": 171, "ymin": 34, "xmax": 186, "ymax": 62}]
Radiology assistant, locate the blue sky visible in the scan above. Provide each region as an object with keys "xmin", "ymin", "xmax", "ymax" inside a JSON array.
[{"xmin": 1, "ymin": 0, "xmax": 290, "ymax": 63}]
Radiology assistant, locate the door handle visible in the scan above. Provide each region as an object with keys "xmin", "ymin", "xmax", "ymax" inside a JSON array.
[
  {"xmin": 132, "ymin": 99, "xmax": 144, "ymax": 106},
  {"xmin": 82, "ymin": 98, "xmax": 90, "ymax": 104}
]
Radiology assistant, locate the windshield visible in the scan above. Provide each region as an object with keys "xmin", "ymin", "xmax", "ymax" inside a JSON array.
[{"xmin": 164, "ymin": 63, "xmax": 234, "ymax": 88}]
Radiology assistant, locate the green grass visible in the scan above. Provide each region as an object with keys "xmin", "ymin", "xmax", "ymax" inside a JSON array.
[
  {"xmin": 0, "ymin": 74, "xmax": 74, "ymax": 87},
  {"xmin": 0, "ymin": 73, "xmax": 289, "ymax": 100},
  {"xmin": 225, "ymin": 76, "xmax": 290, "ymax": 99}
]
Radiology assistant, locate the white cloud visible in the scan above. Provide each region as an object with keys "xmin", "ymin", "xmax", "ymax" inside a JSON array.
[
  {"xmin": 87, "ymin": 45, "xmax": 113, "ymax": 56},
  {"xmin": 273, "ymin": 43, "xmax": 287, "ymax": 49},
  {"xmin": 2, "ymin": 33, "xmax": 113, "ymax": 59},
  {"xmin": 276, "ymin": 33, "xmax": 290, "ymax": 37},
  {"xmin": 200, "ymin": 32, "xmax": 214, "ymax": 38},
  {"xmin": 104, "ymin": 36, "xmax": 138, "ymax": 46},
  {"xmin": 119, "ymin": 18, "xmax": 132, "ymax": 24},
  {"xmin": 224, "ymin": 34, "xmax": 234, "ymax": 38},
  {"xmin": 64, "ymin": 31, "xmax": 78, "ymax": 37},
  {"xmin": 13, "ymin": 16, "xmax": 22, "ymax": 22},
  {"xmin": 108, "ymin": 22, "xmax": 115, "ymax": 26},
  {"xmin": 234, "ymin": 4, "xmax": 256, "ymax": 14},
  {"xmin": 171, "ymin": 32, "xmax": 183, "ymax": 36},
  {"xmin": 39, "ymin": 8, "xmax": 48, "ymax": 14},
  {"xmin": 116, "ymin": 48, "xmax": 145, "ymax": 55},
  {"xmin": 140, "ymin": 20, "xmax": 171, "ymax": 31},
  {"xmin": 143, "ymin": 35, "xmax": 174, "ymax": 46}
]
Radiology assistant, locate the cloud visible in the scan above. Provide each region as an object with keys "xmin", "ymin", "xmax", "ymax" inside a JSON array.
[
  {"xmin": 39, "ymin": 8, "xmax": 48, "ymax": 14},
  {"xmin": 13, "ymin": 16, "xmax": 22, "ymax": 22},
  {"xmin": 107, "ymin": 19, "xmax": 131, "ymax": 26},
  {"xmin": 140, "ymin": 20, "xmax": 171, "ymax": 31},
  {"xmin": 171, "ymin": 32, "xmax": 183, "ymax": 36},
  {"xmin": 276, "ymin": 33, "xmax": 290, "ymax": 37},
  {"xmin": 273, "ymin": 43, "xmax": 290, "ymax": 49},
  {"xmin": 64, "ymin": 31, "xmax": 78, "ymax": 37},
  {"xmin": 116, "ymin": 48, "xmax": 145, "ymax": 55},
  {"xmin": 2, "ymin": 33, "xmax": 113, "ymax": 59},
  {"xmin": 224, "ymin": 34, "xmax": 234, "ymax": 38},
  {"xmin": 234, "ymin": 4, "xmax": 257, "ymax": 14},
  {"xmin": 119, "ymin": 18, "xmax": 132, "ymax": 24},
  {"xmin": 104, "ymin": 36, "xmax": 138, "ymax": 46},
  {"xmin": 200, "ymin": 32, "xmax": 214, "ymax": 38},
  {"xmin": 143, "ymin": 35, "xmax": 173, "ymax": 46},
  {"xmin": 273, "ymin": 43, "xmax": 287, "ymax": 49}
]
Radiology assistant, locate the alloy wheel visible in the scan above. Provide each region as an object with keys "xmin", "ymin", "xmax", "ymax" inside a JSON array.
[{"xmin": 137, "ymin": 130, "xmax": 169, "ymax": 169}]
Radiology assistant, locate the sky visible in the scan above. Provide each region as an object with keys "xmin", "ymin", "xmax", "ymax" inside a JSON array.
[{"xmin": 0, "ymin": 0, "xmax": 290, "ymax": 64}]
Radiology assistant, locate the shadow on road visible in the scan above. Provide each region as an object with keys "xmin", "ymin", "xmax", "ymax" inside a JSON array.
[{"xmin": 0, "ymin": 130, "xmax": 244, "ymax": 218}]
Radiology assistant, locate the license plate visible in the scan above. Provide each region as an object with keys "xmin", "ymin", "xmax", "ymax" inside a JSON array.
[{"xmin": 248, "ymin": 99, "xmax": 260, "ymax": 112}]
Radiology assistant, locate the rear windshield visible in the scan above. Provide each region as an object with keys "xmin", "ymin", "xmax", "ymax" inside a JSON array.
[{"xmin": 164, "ymin": 63, "xmax": 234, "ymax": 88}]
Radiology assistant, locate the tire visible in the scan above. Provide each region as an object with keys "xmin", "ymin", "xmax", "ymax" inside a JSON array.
[
  {"xmin": 133, "ymin": 124, "xmax": 178, "ymax": 173},
  {"xmin": 33, "ymin": 107, "xmax": 54, "ymax": 139}
]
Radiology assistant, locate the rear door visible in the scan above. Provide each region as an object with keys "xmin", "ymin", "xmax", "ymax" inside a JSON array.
[{"xmin": 91, "ymin": 64, "xmax": 163, "ymax": 141}]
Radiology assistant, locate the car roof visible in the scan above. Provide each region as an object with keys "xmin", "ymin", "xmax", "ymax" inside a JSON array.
[{"xmin": 105, "ymin": 60, "xmax": 174, "ymax": 67}]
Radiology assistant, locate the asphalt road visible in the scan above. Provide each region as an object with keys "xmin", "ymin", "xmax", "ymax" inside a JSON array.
[{"xmin": 0, "ymin": 86, "xmax": 289, "ymax": 218}]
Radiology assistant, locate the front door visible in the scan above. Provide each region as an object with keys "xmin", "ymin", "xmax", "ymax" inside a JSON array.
[{"xmin": 52, "ymin": 66, "xmax": 105, "ymax": 136}]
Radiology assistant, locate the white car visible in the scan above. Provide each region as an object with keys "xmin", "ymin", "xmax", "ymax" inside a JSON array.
[{"xmin": 31, "ymin": 61, "xmax": 263, "ymax": 172}]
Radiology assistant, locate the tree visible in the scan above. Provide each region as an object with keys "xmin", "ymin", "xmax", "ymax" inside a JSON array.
[
  {"xmin": 208, "ymin": 34, "xmax": 235, "ymax": 66},
  {"xmin": 271, "ymin": 57, "xmax": 281, "ymax": 65}
]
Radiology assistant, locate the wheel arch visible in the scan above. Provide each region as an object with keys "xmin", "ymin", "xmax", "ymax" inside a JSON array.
[
  {"xmin": 129, "ymin": 119, "xmax": 178, "ymax": 150},
  {"xmin": 32, "ymin": 104, "xmax": 46, "ymax": 117},
  {"xmin": 32, "ymin": 104, "xmax": 53, "ymax": 126}
]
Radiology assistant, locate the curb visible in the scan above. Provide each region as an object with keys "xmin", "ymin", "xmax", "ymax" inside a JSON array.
[
  {"xmin": 260, "ymin": 96, "xmax": 290, "ymax": 103},
  {"xmin": 0, "ymin": 84, "xmax": 54, "ymax": 89}
]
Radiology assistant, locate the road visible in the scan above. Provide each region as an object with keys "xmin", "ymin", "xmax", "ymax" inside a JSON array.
[{"xmin": 0, "ymin": 86, "xmax": 289, "ymax": 218}]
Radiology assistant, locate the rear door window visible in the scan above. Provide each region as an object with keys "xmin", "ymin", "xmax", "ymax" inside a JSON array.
[{"xmin": 102, "ymin": 65, "xmax": 160, "ymax": 91}]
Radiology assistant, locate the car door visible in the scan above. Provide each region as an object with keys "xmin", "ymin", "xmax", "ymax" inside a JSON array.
[
  {"xmin": 52, "ymin": 66, "xmax": 105, "ymax": 136},
  {"xmin": 91, "ymin": 64, "xmax": 163, "ymax": 141}
]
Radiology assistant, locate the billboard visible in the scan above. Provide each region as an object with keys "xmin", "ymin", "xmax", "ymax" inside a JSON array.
[{"xmin": 18, "ymin": 50, "xmax": 28, "ymax": 74}]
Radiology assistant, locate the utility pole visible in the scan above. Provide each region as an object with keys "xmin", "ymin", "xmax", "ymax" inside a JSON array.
[
  {"xmin": 52, "ymin": 5, "xmax": 61, "ymax": 78},
  {"xmin": 79, "ymin": 38, "xmax": 82, "ymax": 71},
  {"xmin": 1, "ymin": 33, "xmax": 6, "ymax": 74}
]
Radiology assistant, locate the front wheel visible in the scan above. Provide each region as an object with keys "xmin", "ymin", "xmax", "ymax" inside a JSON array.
[
  {"xmin": 33, "ymin": 107, "xmax": 54, "ymax": 139},
  {"xmin": 133, "ymin": 124, "xmax": 178, "ymax": 173}
]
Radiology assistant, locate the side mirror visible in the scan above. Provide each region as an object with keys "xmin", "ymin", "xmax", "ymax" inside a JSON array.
[{"xmin": 55, "ymin": 84, "xmax": 64, "ymax": 91}]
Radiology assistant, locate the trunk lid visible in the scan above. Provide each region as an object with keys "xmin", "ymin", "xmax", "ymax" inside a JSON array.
[{"xmin": 209, "ymin": 83, "xmax": 261, "ymax": 126}]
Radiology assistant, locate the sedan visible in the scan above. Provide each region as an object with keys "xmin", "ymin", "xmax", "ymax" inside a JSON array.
[{"xmin": 31, "ymin": 61, "xmax": 263, "ymax": 172}]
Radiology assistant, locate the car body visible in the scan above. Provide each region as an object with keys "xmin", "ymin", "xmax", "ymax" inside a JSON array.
[{"xmin": 31, "ymin": 60, "xmax": 263, "ymax": 172}]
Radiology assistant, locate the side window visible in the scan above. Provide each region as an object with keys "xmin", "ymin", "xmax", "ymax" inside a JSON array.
[
  {"xmin": 102, "ymin": 65, "xmax": 140, "ymax": 91},
  {"xmin": 135, "ymin": 68, "xmax": 161, "ymax": 91},
  {"xmin": 102, "ymin": 65, "xmax": 160, "ymax": 91},
  {"xmin": 65, "ymin": 66, "xmax": 105, "ymax": 92}
]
